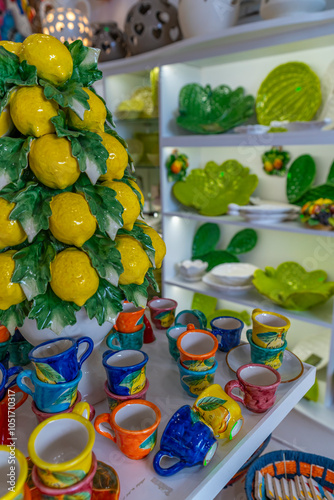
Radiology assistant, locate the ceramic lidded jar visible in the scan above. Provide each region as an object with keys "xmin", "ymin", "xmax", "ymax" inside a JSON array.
[
  {"xmin": 178, "ymin": 0, "xmax": 241, "ymax": 39},
  {"xmin": 92, "ymin": 22, "xmax": 127, "ymax": 62}
]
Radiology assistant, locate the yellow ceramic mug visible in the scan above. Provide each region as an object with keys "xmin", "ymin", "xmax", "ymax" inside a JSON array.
[
  {"xmin": 28, "ymin": 402, "xmax": 95, "ymax": 489},
  {"xmin": 193, "ymin": 384, "xmax": 244, "ymax": 441},
  {"xmin": 252, "ymin": 309, "xmax": 290, "ymax": 349},
  {"xmin": 0, "ymin": 445, "xmax": 28, "ymax": 500}
]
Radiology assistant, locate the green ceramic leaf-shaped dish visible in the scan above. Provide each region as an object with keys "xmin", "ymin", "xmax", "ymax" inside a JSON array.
[
  {"xmin": 253, "ymin": 262, "xmax": 334, "ymax": 311},
  {"xmin": 173, "ymin": 160, "xmax": 258, "ymax": 216},
  {"xmin": 177, "ymin": 84, "xmax": 255, "ymax": 134},
  {"xmin": 256, "ymin": 62, "xmax": 322, "ymax": 125}
]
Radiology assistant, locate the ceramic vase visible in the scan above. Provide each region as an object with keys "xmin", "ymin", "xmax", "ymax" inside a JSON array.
[
  {"xmin": 19, "ymin": 308, "xmax": 112, "ymax": 404},
  {"xmin": 178, "ymin": 0, "xmax": 241, "ymax": 39}
]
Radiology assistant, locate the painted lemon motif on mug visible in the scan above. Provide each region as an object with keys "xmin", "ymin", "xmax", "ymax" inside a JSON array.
[
  {"xmin": 195, "ymin": 397, "xmax": 230, "ymax": 435},
  {"xmin": 119, "ymin": 367, "xmax": 146, "ymax": 395}
]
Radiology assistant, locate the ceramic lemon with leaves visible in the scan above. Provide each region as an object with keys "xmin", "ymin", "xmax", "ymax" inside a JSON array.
[{"xmin": 0, "ymin": 34, "xmax": 166, "ymax": 335}]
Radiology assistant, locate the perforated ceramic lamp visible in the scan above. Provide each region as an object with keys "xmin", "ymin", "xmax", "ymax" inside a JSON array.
[{"xmin": 41, "ymin": 5, "xmax": 92, "ymax": 45}]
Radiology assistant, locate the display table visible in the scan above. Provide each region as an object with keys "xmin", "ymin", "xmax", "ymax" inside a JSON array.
[{"xmin": 15, "ymin": 329, "xmax": 315, "ymax": 500}]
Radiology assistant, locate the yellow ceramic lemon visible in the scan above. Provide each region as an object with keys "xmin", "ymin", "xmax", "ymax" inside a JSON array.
[
  {"xmin": 0, "ymin": 106, "xmax": 14, "ymax": 137},
  {"xmin": 49, "ymin": 192, "xmax": 97, "ymax": 247},
  {"xmin": 19, "ymin": 34, "xmax": 73, "ymax": 85},
  {"xmin": 102, "ymin": 180, "xmax": 140, "ymax": 231},
  {"xmin": 29, "ymin": 134, "xmax": 80, "ymax": 189},
  {"xmin": 141, "ymin": 223, "xmax": 166, "ymax": 269},
  {"xmin": 0, "ymin": 41, "xmax": 22, "ymax": 55},
  {"xmin": 98, "ymin": 132, "xmax": 128, "ymax": 182},
  {"xmin": 0, "ymin": 198, "xmax": 27, "ymax": 250},
  {"xmin": 50, "ymin": 248, "xmax": 99, "ymax": 307},
  {"xmin": 68, "ymin": 88, "xmax": 106, "ymax": 133},
  {"xmin": 10, "ymin": 86, "xmax": 58, "ymax": 137},
  {"xmin": 128, "ymin": 179, "xmax": 144, "ymax": 206},
  {"xmin": 116, "ymin": 235, "xmax": 150, "ymax": 285},
  {"xmin": 0, "ymin": 250, "xmax": 26, "ymax": 310}
]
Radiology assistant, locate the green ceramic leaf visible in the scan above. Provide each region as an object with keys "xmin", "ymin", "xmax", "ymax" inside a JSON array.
[
  {"xmin": 40, "ymin": 79, "xmax": 90, "ymax": 120},
  {"xmin": 64, "ymin": 493, "xmax": 91, "ymax": 500},
  {"xmin": 139, "ymin": 430, "xmax": 157, "ymax": 450},
  {"xmin": 253, "ymin": 262, "xmax": 334, "ymax": 310},
  {"xmin": 52, "ymin": 386, "xmax": 77, "ymax": 406},
  {"xmin": 119, "ymin": 369, "xmax": 142, "ymax": 389},
  {"xmin": 66, "ymin": 40, "xmax": 102, "ymax": 88},
  {"xmin": 51, "ymin": 470, "xmax": 86, "ymax": 486},
  {"xmin": 256, "ymin": 332, "xmax": 285, "ymax": 348},
  {"xmin": 190, "ymin": 409, "xmax": 202, "ymax": 424},
  {"xmin": 191, "ymin": 293, "xmax": 217, "ymax": 318},
  {"xmin": 207, "ymin": 309, "xmax": 251, "ymax": 326},
  {"xmin": 70, "ymin": 131, "xmax": 108, "ymax": 185},
  {"xmin": 28, "ymin": 287, "xmax": 80, "ymax": 334},
  {"xmin": 177, "ymin": 84, "xmax": 255, "ymax": 134},
  {"xmin": 173, "ymin": 160, "xmax": 258, "ymax": 216},
  {"xmin": 93, "ymin": 461, "xmax": 118, "ymax": 490},
  {"xmin": 327, "ymin": 161, "xmax": 334, "ymax": 186},
  {"xmin": 182, "ymin": 359, "xmax": 213, "ymax": 370},
  {"xmin": 0, "ymin": 301, "xmax": 29, "ymax": 334},
  {"xmin": 196, "ymin": 397, "xmax": 227, "ymax": 412},
  {"xmin": 119, "ymin": 221, "xmax": 155, "ymax": 266},
  {"xmin": 75, "ymin": 176, "xmax": 123, "ymax": 240},
  {"xmin": 192, "ymin": 223, "xmax": 220, "ymax": 258},
  {"xmin": 256, "ymin": 62, "xmax": 322, "ymax": 125},
  {"xmin": 51, "ymin": 110, "xmax": 84, "ymax": 139},
  {"xmin": 119, "ymin": 276, "xmax": 149, "ymax": 308},
  {"xmin": 295, "ymin": 184, "xmax": 334, "ymax": 207},
  {"xmin": 0, "ymin": 137, "xmax": 33, "ymax": 190},
  {"xmin": 11, "ymin": 236, "xmax": 56, "ymax": 300},
  {"xmin": 34, "ymin": 362, "xmax": 66, "ymax": 383},
  {"xmin": 287, "ymin": 155, "xmax": 316, "ymax": 203},
  {"xmin": 83, "ymin": 234, "xmax": 123, "ymax": 287},
  {"xmin": 226, "ymin": 229, "xmax": 258, "ymax": 255},
  {"xmin": 146, "ymin": 268, "xmax": 160, "ymax": 293},
  {"xmin": 200, "ymin": 250, "xmax": 239, "ymax": 272},
  {"xmin": 182, "ymin": 375, "xmax": 206, "ymax": 387},
  {"xmin": 0, "ymin": 47, "xmax": 37, "ymax": 100},
  {"xmin": 85, "ymin": 278, "xmax": 123, "ymax": 326}
]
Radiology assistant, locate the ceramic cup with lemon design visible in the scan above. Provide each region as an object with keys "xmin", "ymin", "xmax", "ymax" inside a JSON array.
[
  {"xmin": 17, "ymin": 369, "xmax": 81, "ymax": 413},
  {"xmin": 107, "ymin": 326, "xmax": 144, "ymax": 351},
  {"xmin": 177, "ymin": 358, "xmax": 218, "ymax": 397},
  {"xmin": 104, "ymin": 379, "xmax": 149, "ymax": 412},
  {"xmin": 247, "ymin": 330, "xmax": 287, "ymax": 370},
  {"xmin": 28, "ymin": 336, "xmax": 94, "ymax": 384},
  {"xmin": 193, "ymin": 384, "xmax": 244, "ymax": 440},
  {"xmin": 147, "ymin": 297, "xmax": 178, "ymax": 330},
  {"xmin": 0, "ymin": 445, "xmax": 28, "ymax": 500},
  {"xmin": 177, "ymin": 326, "xmax": 218, "ymax": 371},
  {"xmin": 28, "ymin": 402, "xmax": 95, "ymax": 489},
  {"xmin": 252, "ymin": 309, "xmax": 290, "ymax": 349},
  {"xmin": 102, "ymin": 349, "xmax": 148, "ymax": 396}
]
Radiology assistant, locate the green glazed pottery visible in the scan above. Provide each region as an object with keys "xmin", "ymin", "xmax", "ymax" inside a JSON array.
[
  {"xmin": 256, "ymin": 62, "xmax": 322, "ymax": 125},
  {"xmin": 177, "ymin": 84, "xmax": 255, "ymax": 134},
  {"xmin": 8, "ymin": 340, "xmax": 33, "ymax": 366},
  {"xmin": 253, "ymin": 262, "xmax": 334, "ymax": 311},
  {"xmin": 0, "ymin": 338, "xmax": 11, "ymax": 362}
]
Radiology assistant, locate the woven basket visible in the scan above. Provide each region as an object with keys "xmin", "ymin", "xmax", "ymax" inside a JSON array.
[{"xmin": 245, "ymin": 450, "xmax": 334, "ymax": 499}]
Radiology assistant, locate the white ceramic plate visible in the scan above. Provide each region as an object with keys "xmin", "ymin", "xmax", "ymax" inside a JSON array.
[
  {"xmin": 226, "ymin": 342, "xmax": 304, "ymax": 383},
  {"xmin": 202, "ymin": 273, "xmax": 254, "ymax": 293}
]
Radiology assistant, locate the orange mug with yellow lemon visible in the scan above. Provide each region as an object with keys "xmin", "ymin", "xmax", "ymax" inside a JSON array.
[{"xmin": 94, "ymin": 400, "xmax": 161, "ymax": 460}]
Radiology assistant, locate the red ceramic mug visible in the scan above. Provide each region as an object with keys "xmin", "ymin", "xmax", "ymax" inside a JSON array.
[
  {"xmin": 225, "ymin": 363, "xmax": 281, "ymax": 413},
  {"xmin": 0, "ymin": 385, "xmax": 28, "ymax": 444},
  {"xmin": 147, "ymin": 297, "xmax": 178, "ymax": 330}
]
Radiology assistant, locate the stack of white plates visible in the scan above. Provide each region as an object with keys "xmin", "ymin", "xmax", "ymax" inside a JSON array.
[
  {"xmin": 202, "ymin": 263, "xmax": 258, "ymax": 293},
  {"xmin": 228, "ymin": 201, "xmax": 300, "ymax": 224}
]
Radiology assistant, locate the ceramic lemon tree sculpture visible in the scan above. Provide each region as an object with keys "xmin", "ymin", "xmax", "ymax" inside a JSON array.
[{"xmin": 0, "ymin": 34, "xmax": 166, "ymax": 334}]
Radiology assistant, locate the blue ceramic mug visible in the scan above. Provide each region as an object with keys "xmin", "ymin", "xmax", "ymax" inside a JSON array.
[
  {"xmin": 16, "ymin": 369, "xmax": 82, "ymax": 413},
  {"xmin": 0, "ymin": 362, "xmax": 23, "ymax": 401},
  {"xmin": 177, "ymin": 358, "xmax": 218, "ymax": 398},
  {"xmin": 153, "ymin": 405, "xmax": 218, "ymax": 476},
  {"xmin": 29, "ymin": 336, "xmax": 93, "ymax": 384},
  {"xmin": 106, "ymin": 325, "xmax": 144, "ymax": 351},
  {"xmin": 166, "ymin": 325, "xmax": 187, "ymax": 361},
  {"xmin": 103, "ymin": 349, "xmax": 148, "ymax": 396},
  {"xmin": 175, "ymin": 309, "xmax": 207, "ymax": 329},
  {"xmin": 210, "ymin": 316, "xmax": 244, "ymax": 352},
  {"xmin": 246, "ymin": 330, "xmax": 287, "ymax": 370}
]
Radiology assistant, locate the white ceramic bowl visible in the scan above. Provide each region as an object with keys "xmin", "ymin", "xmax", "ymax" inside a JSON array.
[
  {"xmin": 211, "ymin": 263, "xmax": 258, "ymax": 286},
  {"xmin": 177, "ymin": 259, "xmax": 208, "ymax": 281}
]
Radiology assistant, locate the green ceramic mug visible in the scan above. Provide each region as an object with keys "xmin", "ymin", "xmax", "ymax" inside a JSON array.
[{"xmin": 106, "ymin": 325, "xmax": 144, "ymax": 351}]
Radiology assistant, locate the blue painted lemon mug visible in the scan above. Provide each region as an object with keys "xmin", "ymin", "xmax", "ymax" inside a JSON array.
[
  {"xmin": 103, "ymin": 349, "xmax": 148, "ymax": 396},
  {"xmin": 153, "ymin": 405, "xmax": 218, "ymax": 476},
  {"xmin": 29, "ymin": 336, "xmax": 93, "ymax": 384},
  {"xmin": 0, "ymin": 362, "xmax": 23, "ymax": 401}
]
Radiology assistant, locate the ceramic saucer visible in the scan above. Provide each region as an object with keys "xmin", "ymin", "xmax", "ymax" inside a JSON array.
[
  {"xmin": 225, "ymin": 342, "xmax": 304, "ymax": 383},
  {"xmin": 202, "ymin": 273, "xmax": 254, "ymax": 293}
]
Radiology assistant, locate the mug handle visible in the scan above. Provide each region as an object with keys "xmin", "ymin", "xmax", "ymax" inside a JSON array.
[
  {"xmin": 72, "ymin": 402, "xmax": 91, "ymax": 421},
  {"xmin": 246, "ymin": 329, "xmax": 252, "ymax": 343},
  {"xmin": 106, "ymin": 333, "xmax": 122, "ymax": 351},
  {"xmin": 153, "ymin": 450, "xmax": 186, "ymax": 476},
  {"xmin": 5, "ymin": 366, "xmax": 23, "ymax": 391},
  {"xmin": 16, "ymin": 370, "xmax": 35, "ymax": 398},
  {"xmin": 252, "ymin": 308, "xmax": 262, "ymax": 317},
  {"xmin": 76, "ymin": 337, "xmax": 94, "ymax": 369},
  {"xmin": 225, "ymin": 380, "xmax": 245, "ymax": 405},
  {"xmin": 6, "ymin": 385, "xmax": 28, "ymax": 410},
  {"xmin": 94, "ymin": 413, "xmax": 116, "ymax": 442}
]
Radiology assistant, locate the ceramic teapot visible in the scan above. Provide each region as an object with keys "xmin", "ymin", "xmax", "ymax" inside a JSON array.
[{"xmin": 178, "ymin": 0, "xmax": 241, "ymax": 38}]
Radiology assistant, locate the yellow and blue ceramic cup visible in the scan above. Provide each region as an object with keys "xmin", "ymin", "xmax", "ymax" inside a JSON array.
[
  {"xmin": 0, "ymin": 445, "xmax": 28, "ymax": 500},
  {"xmin": 252, "ymin": 309, "xmax": 290, "ymax": 349},
  {"xmin": 28, "ymin": 402, "xmax": 95, "ymax": 489}
]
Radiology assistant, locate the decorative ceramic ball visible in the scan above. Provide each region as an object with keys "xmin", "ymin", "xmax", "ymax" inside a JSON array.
[
  {"xmin": 124, "ymin": 0, "xmax": 182, "ymax": 56},
  {"xmin": 92, "ymin": 22, "xmax": 127, "ymax": 62},
  {"xmin": 42, "ymin": 7, "xmax": 92, "ymax": 46}
]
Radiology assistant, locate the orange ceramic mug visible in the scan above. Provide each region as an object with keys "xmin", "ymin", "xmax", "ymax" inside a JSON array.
[
  {"xmin": 115, "ymin": 301, "xmax": 145, "ymax": 333},
  {"xmin": 94, "ymin": 399, "xmax": 161, "ymax": 460}
]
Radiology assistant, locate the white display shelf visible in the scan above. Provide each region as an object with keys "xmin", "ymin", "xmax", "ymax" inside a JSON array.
[
  {"xmin": 164, "ymin": 276, "xmax": 334, "ymax": 329},
  {"xmin": 98, "ymin": 10, "xmax": 334, "ymax": 76},
  {"xmin": 16, "ymin": 331, "xmax": 315, "ymax": 500},
  {"xmin": 163, "ymin": 211, "xmax": 334, "ymax": 238}
]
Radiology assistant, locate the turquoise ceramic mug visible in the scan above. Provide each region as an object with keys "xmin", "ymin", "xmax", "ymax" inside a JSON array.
[
  {"xmin": 175, "ymin": 310, "xmax": 207, "ymax": 329},
  {"xmin": 166, "ymin": 325, "xmax": 188, "ymax": 361},
  {"xmin": 246, "ymin": 330, "xmax": 287, "ymax": 370},
  {"xmin": 106, "ymin": 325, "xmax": 144, "ymax": 351}
]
